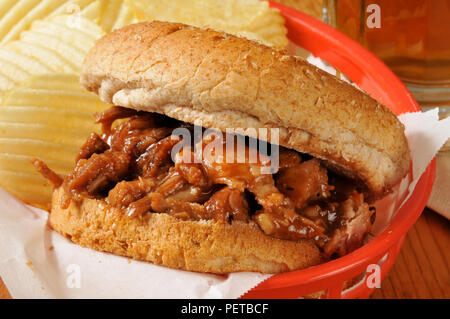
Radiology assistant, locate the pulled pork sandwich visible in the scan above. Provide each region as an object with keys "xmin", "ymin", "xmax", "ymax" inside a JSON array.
[{"xmin": 34, "ymin": 21, "xmax": 410, "ymax": 274}]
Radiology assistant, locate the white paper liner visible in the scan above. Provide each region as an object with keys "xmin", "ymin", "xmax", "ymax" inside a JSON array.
[{"xmin": 1, "ymin": 57, "xmax": 449, "ymax": 299}]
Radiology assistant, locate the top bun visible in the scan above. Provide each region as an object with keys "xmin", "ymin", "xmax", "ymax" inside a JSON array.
[{"xmin": 80, "ymin": 21, "xmax": 410, "ymax": 199}]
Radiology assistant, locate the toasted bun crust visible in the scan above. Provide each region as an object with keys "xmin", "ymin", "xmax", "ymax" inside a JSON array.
[
  {"xmin": 80, "ymin": 21, "xmax": 410, "ymax": 198},
  {"xmin": 50, "ymin": 187, "xmax": 321, "ymax": 274}
]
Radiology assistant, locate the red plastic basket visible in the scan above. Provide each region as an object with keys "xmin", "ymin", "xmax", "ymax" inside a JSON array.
[{"xmin": 242, "ymin": 2, "xmax": 436, "ymax": 299}]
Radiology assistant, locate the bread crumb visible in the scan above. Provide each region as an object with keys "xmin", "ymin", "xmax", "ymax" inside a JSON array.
[
  {"xmin": 26, "ymin": 261, "xmax": 32, "ymax": 267},
  {"xmin": 49, "ymin": 245, "xmax": 54, "ymax": 251}
]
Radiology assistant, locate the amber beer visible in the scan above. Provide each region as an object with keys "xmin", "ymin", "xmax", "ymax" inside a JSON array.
[{"xmin": 325, "ymin": 0, "xmax": 450, "ymax": 108}]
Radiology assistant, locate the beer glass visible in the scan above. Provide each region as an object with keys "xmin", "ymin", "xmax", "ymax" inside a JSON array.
[{"xmin": 324, "ymin": 0, "xmax": 450, "ymax": 114}]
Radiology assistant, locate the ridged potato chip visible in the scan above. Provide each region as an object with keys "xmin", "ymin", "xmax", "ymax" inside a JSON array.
[
  {"xmin": 0, "ymin": 0, "xmax": 98, "ymax": 45},
  {"xmin": 0, "ymin": 74, "xmax": 110, "ymax": 208},
  {"xmin": 0, "ymin": 14, "xmax": 104, "ymax": 92},
  {"xmin": 125, "ymin": 0, "xmax": 287, "ymax": 48},
  {"xmin": 50, "ymin": 0, "xmax": 137, "ymax": 32},
  {"xmin": 49, "ymin": 0, "xmax": 99, "ymax": 18},
  {"xmin": 97, "ymin": 0, "xmax": 137, "ymax": 32}
]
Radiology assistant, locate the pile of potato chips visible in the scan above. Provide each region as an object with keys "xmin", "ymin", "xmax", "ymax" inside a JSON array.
[{"xmin": 0, "ymin": 0, "xmax": 288, "ymax": 208}]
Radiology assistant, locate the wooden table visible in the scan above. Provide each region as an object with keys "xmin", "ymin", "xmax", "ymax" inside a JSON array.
[
  {"xmin": 1, "ymin": 207, "xmax": 448, "ymax": 299},
  {"xmin": 370, "ymin": 208, "xmax": 450, "ymax": 299}
]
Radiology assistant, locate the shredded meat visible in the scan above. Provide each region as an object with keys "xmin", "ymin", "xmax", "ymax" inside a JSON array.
[
  {"xmin": 35, "ymin": 106, "xmax": 375, "ymax": 259},
  {"xmin": 154, "ymin": 168, "xmax": 187, "ymax": 196},
  {"xmin": 204, "ymin": 187, "xmax": 249, "ymax": 222},
  {"xmin": 107, "ymin": 178, "xmax": 155, "ymax": 208},
  {"xmin": 167, "ymin": 184, "xmax": 212, "ymax": 203},
  {"xmin": 276, "ymin": 159, "xmax": 333, "ymax": 209},
  {"xmin": 127, "ymin": 192, "xmax": 206, "ymax": 220},
  {"xmin": 31, "ymin": 159, "xmax": 63, "ymax": 188},
  {"xmin": 64, "ymin": 151, "xmax": 130, "ymax": 197},
  {"xmin": 137, "ymin": 135, "xmax": 180, "ymax": 177},
  {"xmin": 77, "ymin": 133, "xmax": 109, "ymax": 162},
  {"xmin": 278, "ymin": 148, "xmax": 302, "ymax": 169},
  {"xmin": 108, "ymin": 115, "xmax": 169, "ymax": 155},
  {"xmin": 175, "ymin": 162, "xmax": 210, "ymax": 189},
  {"xmin": 125, "ymin": 194, "xmax": 154, "ymax": 218},
  {"xmin": 94, "ymin": 106, "xmax": 138, "ymax": 134},
  {"xmin": 323, "ymin": 193, "xmax": 375, "ymax": 257},
  {"xmin": 196, "ymin": 136, "xmax": 324, "ymax": 239}
]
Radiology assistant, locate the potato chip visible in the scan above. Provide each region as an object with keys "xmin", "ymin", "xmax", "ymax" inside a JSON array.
[
  {"xmin": 20, "ymin": 32, "xmax": 87, "ymax": 68},
  {"xmin": 242, "ymin": 7, "xmax": 288, "ymax": 47},
  {"xmin": 75, "ymin": 0, "xmax": 102, "ymax": 23},
  {"xmin": 52, "ymin": 0, "xmax": 137, "ymax": 32},
  {"xmin": 0, "ymin": 0, "xmax": 98, "ymax": 45},
  {"xmin": 47, "ymin": 13, "xmax": 104, "ymax": 36},
  {"xmin": 48, "ymin": 0, "xmax": 97, "ymax": 17},
  {"xmin": 0, "ymin": 1, "xmax": 134, "ymax": 92},
  {"xmin": 0, "ymin": 58, "xmax": 29, "ymax": 91},
  {"xmin": 125, "ymin": 0, "xmax": 287, "ymax": 47},
  {"xmin": 97, "ymin": 0, "xmax": 137, "ymax": 32},
  {"xmin": 0, "ymin": 48, "xmax": 52, "ymax": 74},
  {"xmin": 108, "ymin": 0, "xmax": 137, "ymax": 31},
  {"xmin": 0, "ymin": 76, "xmax": 13, "ymax": 94},
  {"xmin": 0, "ymin": 74, "xmax": 110, "ymax": 208},
  {"xmin": 0, "ymin": 14, "xmax": 104, "ymax": 92}
]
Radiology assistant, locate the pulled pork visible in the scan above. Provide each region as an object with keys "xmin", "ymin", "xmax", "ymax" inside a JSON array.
[{"xmin": 36, "ymin": 106, "xmax": 375, "ymax": 258}]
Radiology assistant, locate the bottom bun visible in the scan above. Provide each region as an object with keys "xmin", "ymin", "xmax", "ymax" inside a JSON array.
[{"xmin": 50, "ymin": 187, "xmax": 322, "ymax": 274}]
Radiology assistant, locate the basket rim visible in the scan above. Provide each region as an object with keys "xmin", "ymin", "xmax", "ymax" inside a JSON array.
[{"xmin": 251, "ymin": 2, "xmax": 437, "ymax": 291}]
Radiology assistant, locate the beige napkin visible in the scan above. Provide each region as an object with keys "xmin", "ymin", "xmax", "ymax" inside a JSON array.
[{"xmin": 427, "ymin": 153, "xmax": 450, "ymax": 219}]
